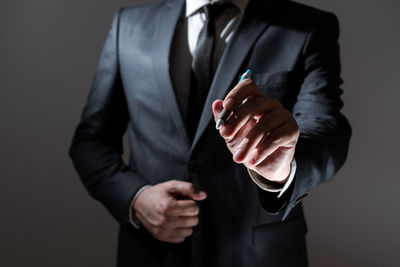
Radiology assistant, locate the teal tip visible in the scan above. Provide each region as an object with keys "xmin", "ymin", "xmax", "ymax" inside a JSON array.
[
  {"xmin": 239, "ymin": 69, "xmax": 253, "ymax": 83},
  {"xmin": 246, "ymin": 69, "xmax": 252, "ymax": 75}
]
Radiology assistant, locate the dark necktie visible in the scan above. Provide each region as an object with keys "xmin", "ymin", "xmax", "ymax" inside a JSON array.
[{"xmin": 187, "ymin": 4, "xmax": 217, "ymax": 140}]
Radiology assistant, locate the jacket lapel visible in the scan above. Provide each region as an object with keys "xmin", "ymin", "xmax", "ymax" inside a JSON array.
[
  {"xmin": 152, "ymin": 0, "xmax": 189, "ymax": 144},
  {"xmin": 190, "ymin": 0, "xmax": 273, "ymax": 153}
]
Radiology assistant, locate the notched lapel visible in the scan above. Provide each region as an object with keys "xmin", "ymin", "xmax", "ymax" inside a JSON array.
[
  {"xmin": 152, "ymin": 0, "xmax": 189, "ymax": 144},
  {"xmin": 190, "ymin": 0, "xmax": 274, "ymax": 153}
]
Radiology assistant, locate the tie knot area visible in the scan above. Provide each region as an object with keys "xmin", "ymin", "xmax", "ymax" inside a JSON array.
[
  {"xmin": 202, "ymin": 4, "xmax": 214, "ymax": 21},
  {"xmin": 202, "ymin": 2, "xmax": 234, "ymax": 21}
]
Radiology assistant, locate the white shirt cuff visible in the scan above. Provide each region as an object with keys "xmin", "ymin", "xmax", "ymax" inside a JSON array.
[
  {"xmin": 128, "ymin": 185, "xmax": 151, "ymax": 229},
  {"xmin": 247, "ymin": 159, "xmax": 297, "ymax": 198}
]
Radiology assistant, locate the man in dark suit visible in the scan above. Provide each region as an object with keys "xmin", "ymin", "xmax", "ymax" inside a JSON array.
[{"xmin": 69, "ymin": 0, "xmax": 351, "ymax": 266}]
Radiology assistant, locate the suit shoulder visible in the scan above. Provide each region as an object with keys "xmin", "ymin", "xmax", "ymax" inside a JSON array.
[
  {"xmin": 273, "ymin": 0, "xmax": 339, "ymax": 33},
  {"xmin": 118, "ymin": 0, "xmax": 167, "ymax": 19},
  {"xmin": 285, "ymin": 0, "xmax": 338, "ymax": 22}
]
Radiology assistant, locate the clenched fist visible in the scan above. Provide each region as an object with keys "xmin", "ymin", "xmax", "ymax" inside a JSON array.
[
  {"xmin": 212, "ymin": 78, "xmax": 299, "ymax": 184},
  {"xmin": 132, "ymin": 180, "xmax": 207, "ymax": 243}
]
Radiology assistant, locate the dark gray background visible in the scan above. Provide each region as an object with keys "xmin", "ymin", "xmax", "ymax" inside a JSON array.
[{"xmin": 1, "ymin": 0, "xmax": 399, "ymax": 266}]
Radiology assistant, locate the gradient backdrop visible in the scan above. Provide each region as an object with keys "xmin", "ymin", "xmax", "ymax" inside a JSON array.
[{"xmin": 1, "ymin": 0, "xmax": 399, "ymax": 266}]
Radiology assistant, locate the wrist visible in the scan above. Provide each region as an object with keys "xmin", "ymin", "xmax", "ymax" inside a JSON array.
[
  {"xmin": 271, "ymin": 171, "xmax": 290, "ymax": 185},
  {"xmin": 259, "ymin": 163, "xmax": 292, "ymax": 185},
  {"xmin": 248, "ymin": 159, "xmax": 296, "ymax": 198},
  {"xmin": 129, "ymin": 185, "xmax": 152, "ymax": 228},
  {"xmin": 131, "ymin": 205, "xmax": 141, "ymax": 225}
]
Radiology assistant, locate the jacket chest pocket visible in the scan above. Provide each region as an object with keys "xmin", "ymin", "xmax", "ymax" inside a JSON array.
[{"xmin": 250, "ymin": 71, "xmax": 301, "ymax": 110}]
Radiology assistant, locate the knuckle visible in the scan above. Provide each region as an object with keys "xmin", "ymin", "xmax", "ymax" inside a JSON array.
[
  {"xmin": 238, "ymin": 137, "xmax": 250, "ymax": 150},
  {"xmin": 165, "ymin": 197, "xmax": 173, "ymax": 208},
  {"xmin": 156, "ymin": 202, "xmax": 169, "ymax": 214},
  {"xmin": 165, "ymin": 180, "xmax": 174, "ymax": 186},
  {"xmin": 187, "ymin": 183, "xmax": 195, "ymax": 192},
  {"xmin": 159, "ymin": 215, "xmax": 168, "ymax": 226},
  {"xmin": 170, "ymin": 180, "xmax": 180, "ymax": 187},
  {"xmin": 193, "ymin": 207, "xmax": 200, "ymax": 215},
  {"xmin": 271, "ymin": 135, "xmax": 282, "ymax": 145},
  {"xmin": 155, "ymin": 215, "xmax": 167, "ymax": 227},
  {"xmin": 225, "ymin": 137, "xmax": 236, "ymax": 148},
  {"xmin": 164, "ymin": 180, "xmax": 176, "ymax": 189},
  {"xmin": 191, "ymin": 205, "xmax": 200, "ymax": 215},
  {"xmin": 223, "ymin": 130, "xmax": 236, "ymax": 141}
]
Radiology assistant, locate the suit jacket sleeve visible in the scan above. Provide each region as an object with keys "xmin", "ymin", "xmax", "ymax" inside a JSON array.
[
  {"xmin": 257, "ymin": 12, "xmax": 352, "ymax": 220},
  {"xmin": 69, "ymin": 10, "xmax": 148, "ymax": 224}
]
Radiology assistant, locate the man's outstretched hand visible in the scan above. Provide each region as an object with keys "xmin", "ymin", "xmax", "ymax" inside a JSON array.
[
  {"xmin": 133, "ymin": 180, "xmax": 207, "ymax": 243},
  {"xmin": 212, "ymin": 78, "xmax": 300, "ymax": 184}
]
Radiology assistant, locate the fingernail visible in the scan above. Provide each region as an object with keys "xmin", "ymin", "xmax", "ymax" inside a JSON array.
[
  {"xmin": 233, "ymin": 149, "xmax": 246, "ymax": 162},
  {"xmin": 197, "ymin": 191, "xmax": 207, "ymax": 197},
  {"xmin": 224, "ymin": 98, "xmax": 235, "ymax": 110}
]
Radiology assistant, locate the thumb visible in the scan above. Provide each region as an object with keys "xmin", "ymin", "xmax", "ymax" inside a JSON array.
[
  {"xmin": 212, "ymin": 100, "xmax": 224, "ymax": 123},
  {"xmin": 167, "ymin": 180, "xmax": 207, "ymax": 201}
]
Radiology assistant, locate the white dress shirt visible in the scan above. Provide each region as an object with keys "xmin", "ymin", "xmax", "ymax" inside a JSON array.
[{"xmin": 128, "ymin": 0, "xmax": 296, "ymax": 227}]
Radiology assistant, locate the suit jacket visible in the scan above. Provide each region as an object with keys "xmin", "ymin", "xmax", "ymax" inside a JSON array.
[{"xmin": 69, "ymin": 0, "xmax": 351, "ymax": 266}]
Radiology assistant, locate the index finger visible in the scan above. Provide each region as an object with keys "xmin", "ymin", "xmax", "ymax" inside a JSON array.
[{"xmin": 223, "ymin": 79, "xmax": 264, "ymax": 111}]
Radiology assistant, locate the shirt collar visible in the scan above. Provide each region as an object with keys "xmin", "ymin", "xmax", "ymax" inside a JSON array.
[{"xmin": 185, "ymin": 0, "xmax": 249, "ymax": 17}]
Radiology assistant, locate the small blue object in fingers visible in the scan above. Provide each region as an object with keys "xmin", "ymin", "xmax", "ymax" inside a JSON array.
[{"xmin": 216, "ymin": 69, "xmax": 252, "ymax": 130}]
